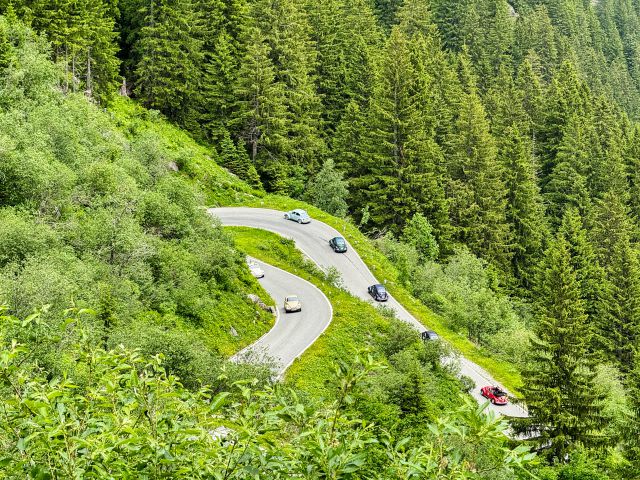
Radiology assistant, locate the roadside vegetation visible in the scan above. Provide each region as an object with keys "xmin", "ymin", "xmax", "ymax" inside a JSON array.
[
  {"xmin": 236, "ymin": 196, "xmax": 524, "ymax": 393},
  {"xmin": 0, "ymin": 20, "xmax": 272, "ymax": 391},
  {"xmin": 0, "ymin": 307, "xmax": 537, "ymax": 479}
]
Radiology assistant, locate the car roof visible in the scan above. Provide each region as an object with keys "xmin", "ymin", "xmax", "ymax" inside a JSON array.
[
  {"xmin": 293, "ymin": 209, "xmax": 307, "ymax": 214},
  {"xmin": 333, "ymin": 236, "xmax": 345, "ymax": 241},
  {"xmin": 374, "ymin": 283, "xmax": 385, "ymax": 288}
]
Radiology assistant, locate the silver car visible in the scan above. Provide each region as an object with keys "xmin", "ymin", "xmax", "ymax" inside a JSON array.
[
  {"xmin": 284, "ymin": 209, "xmax": 311, "ymax": 224},
  {"xmin": 248, "ymin": 262, "xmax": 265, "ymax": 278}
]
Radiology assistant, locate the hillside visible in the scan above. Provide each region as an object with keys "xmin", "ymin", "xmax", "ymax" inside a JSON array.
[
  {"xmin": 2, "ymin": 0, "xmax": 640, "ymax": 476},
  {"xmin": 0, "ymin": 20, "xmax": 273, "ymax": 391}
]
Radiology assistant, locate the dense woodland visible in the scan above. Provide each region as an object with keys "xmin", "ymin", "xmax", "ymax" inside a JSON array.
[{"xmin": 3, "ymin": 0, "xmax": 640, "ymax": 477}]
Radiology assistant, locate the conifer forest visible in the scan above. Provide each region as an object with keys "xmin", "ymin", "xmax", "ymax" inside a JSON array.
[{"xmin": 3, "ymin": 0, "xmax": 640, "ymax": 477}]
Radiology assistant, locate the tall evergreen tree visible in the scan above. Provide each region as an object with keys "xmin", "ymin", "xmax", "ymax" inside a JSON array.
[
  {"xmin": 351, "ymin": 27, "xmax": 449, "ymax": 243},
  {"xmin": 252, "ymin": 0, "xmax": 325, "ymax": 171},
  {"xmin": 218, "ymin": 129, "xmax": 262, "ymax": 189},
  {"xmin": 521, "ymin": 234, "xmax": 606, "ymax": 459},
  {"xmin": 592, "ymin": 192, "xmax": 640, "ymax": 370},
  {"xmin": 198, "ymin": 0, "xmax": 248, "ymax": 143},
  {"xmin": 133, "ymin": 0, "xmax": 203, "ymax": 129},
  {"xmin": 304, "ymin": 0, "xmax": 381, "ymax": 134},
  {"xmin": 543, "ymin": 114, "xmax": 594, "ymax": 226},
  {"xmin": 557, "ymin": 208, "xmax": 611, "ymax": 355},
  {"xmin": 445, "ymin": 55, "xmax": 511, "ymax": 270},
  {"xmin": 231, "ymin": 25, "xmax": 288, "ymax": 188},
  {"xmin": 501, "ymin": 126, "xmax": 547, "ymax": 289},
  {"xmin": 9, "ymin": 0, "xmax": 120, "ymax": 102}
]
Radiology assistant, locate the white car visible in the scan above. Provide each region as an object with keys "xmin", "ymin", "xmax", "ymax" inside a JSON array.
[
  {"xmin": 284, "ymin": 209, "xmax": 311, "ymax": 224},
  {"xmin": 249, "ymin": 262, "xmax": 265, "ymax": 278}
]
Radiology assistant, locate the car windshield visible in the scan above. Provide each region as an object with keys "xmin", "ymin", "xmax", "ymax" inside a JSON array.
[
  {"xmin": 377, "ymin": 285, "xmax": 386, "ymax": 292},
  {"xmin": 286, "ymin": 296, "xmax": 299, "ymax": 302},
  {"xmin": 335, "ymin": 237, "xmax": 345, "ymax": 245},
  {"xmin": 493, "ymin": 388, "xmax": 506, "ymax": 397}
]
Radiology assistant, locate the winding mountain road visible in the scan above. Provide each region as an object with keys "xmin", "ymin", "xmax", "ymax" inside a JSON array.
[
  {"xmin": 234, "ymin": 258, "xmax": 332, "ymax": 376},
  {"xmin": 211, "ymin": 207, "xmax": 527, "ymax": 417}
]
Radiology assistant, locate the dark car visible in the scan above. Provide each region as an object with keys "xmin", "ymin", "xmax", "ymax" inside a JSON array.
[
  {"xmin": 368, "ymin": 283, "xmax": 388, "ymax": 302},
  {"xmin": 329, "ymin": 236, "xmax": 347, "ymax": 253},
  {"xmin": 480, "ymin": 386, "xmax": 509, "ymax": 405},
  {"xmin": 421, "ymin": 330, "xmax": 439, "ymax": 341}
]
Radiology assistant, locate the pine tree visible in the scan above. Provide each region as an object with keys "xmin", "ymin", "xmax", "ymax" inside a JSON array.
[
  {"xmin": 372, "ymin": 0, "xmax": 403, "ymax": 31},
  {"xmin": 543, "ymin": 115, "xmax": 594, "ymax": 227},
  {"xmin": 592, "ymin": 192, "xmax": 640, "ymax": 371},
  {"xmin": 557, "ymin": 208, "xmax": 611, "ymax": 355},
  {"xmin": 351, "ymin": 27, "xmax": 449, "ymax": 242},
  {"xmin": 520, "ymin": 234, "xmax": 606, "ymax": 459},
  {"xmin": 252, "ymin": 0, "xmax": 325, "ymax": 171},
  {"xmin": 219, "ymin": 130, "xmax": 262, "ymax": 189},
  {"xmin": 459, "ymin": 0, "xmax": 515, "ymax": 89},
  {"xmin": 231, "ymin": 25, "xmax": 288, "ymax": 172},
  {"xmin": 627, "ymin": 124, "xmax": 640, "ymax": 229},
  {"xmin": 445, "ymin": 59, "xmax": 511, "ymax": 271},
  {"xmin": 305, "ymin": 0, "xmax": 381, "ymax": 134},
  {"xmin": 539, "ymin": 62, "xmax": 592, "ymax": 178},
  {"xmin": 198, "ymin": 0, "xmax": 247, "ymax": 143},
  {"xmin": 333, "ymin": 101, "xmax": 367, "ymax": 178},
  {"xmin": 16, "ymin": 0, "xmax": 120, "ymax": 102},
  {"xmin": 133, "ymin": 0, "xmax": 203, "ymax": 129},
  {"xmin": 501, "ymin": 126, "xmax": 547, "ymax": 289},
  {"xmin": 513, "ymin": 5, "xmax": 559, "ymax": 80}
]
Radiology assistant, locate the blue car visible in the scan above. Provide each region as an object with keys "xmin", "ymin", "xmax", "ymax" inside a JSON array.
[
  {"xmin": 368, "ymin": 284, "xmax": 388, "ymax": 302},
  {"xmin": 284, "ymin": 209, "xmax": 311, "ymax": 224}
]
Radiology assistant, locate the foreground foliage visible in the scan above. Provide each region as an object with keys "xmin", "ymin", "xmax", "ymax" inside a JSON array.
[{"xmin": 0, "ymin": 309, "xmax": 536, "ymax": 479}]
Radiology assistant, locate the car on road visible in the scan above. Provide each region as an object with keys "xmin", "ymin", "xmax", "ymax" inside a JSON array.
[
  {"xmin": 248, "ymin": 262, "xmax": 265, "ymax": 279},
  {"xmin": 480, "ymin": 386, "xmax": 509, "ymax": 405},
  {"xmin": 284, "ymin": 209, "xmax": 311, "ymax": 224},
  {"xmin": 421, "ymin": 330, "xmax": 439, "ymax": 341},
  {"xmin": 329, "ymin": 236, "xmax": 347, "ymax": 253},
  {"xmin": 284, "ymin": 295, "xmax": 302, "ymax": 313},
  {"xmin": 368, "ymin": 283, "xmax": 388, "ymax": 302}
]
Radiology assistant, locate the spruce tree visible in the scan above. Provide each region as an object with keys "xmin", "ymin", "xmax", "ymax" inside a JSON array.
[
  {"xmin": 543, "ymin": 115, "xmax": 594, "ymax": 227},
  {"xmin": 501, "ymin": 126, "xmax": 547, "ymax": 289},
  {"xmin": 351, "ymin": 27, "xmax": 449, "ymax": 243},
  {"xmin": 198, "ymin": 0, "xmax": 247, "ymax": 143},
  {"xmin": 592, "ymin": 192, "xmax": 640, "ymax": 370},
  {"xmin": 627, "ymin": 124, "xmax": 640, "ymax": 230},
  {"xmin": 305, "ymin": 0, "xmax": 381, "ymax": 134},
  {"xmin": 538, "ymin": 62, "xmax": 592, "ymax": 178},
  {"xmin": 17, "ymin": 0, "xmax": 120, "ymax": 102},
  {"xmin": 445, "ymin": 57, "xmax": 511, "ymax": 271},
  {"xmin": 231, "ymin": 25, "xmax": 288, "ymax": 178},
  {"xmin": 521, "ymin": 234, "xmax": 606, "ymax": 459},
  {"xmin": 219, "ymin": 130, "xmax": 262, "ymax": 189},
  {"xmin": 133, "ymin": 0, "xmax": 203, "ymax": 129},
  {"xmin": 252, "ymin": 0, "xmax": 325, "ymax": 171}
]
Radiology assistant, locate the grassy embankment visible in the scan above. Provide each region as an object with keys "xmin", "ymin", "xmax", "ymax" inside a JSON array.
[
  {"xmin": 231, "ymin": 196, "xmax": 523, "ymax": 394},
  {"xmin": 106, "ymin": 98, "xmax": 273, "ymax": 356},
  {"xmin": 228, "ymin": 226, "xmax": 466, "ymax": 402}
]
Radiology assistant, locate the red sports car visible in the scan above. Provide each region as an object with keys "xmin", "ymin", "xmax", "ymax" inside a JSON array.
[{"xmin": 480, "ymin": 386, "xmax": 509, "ymax": 405}]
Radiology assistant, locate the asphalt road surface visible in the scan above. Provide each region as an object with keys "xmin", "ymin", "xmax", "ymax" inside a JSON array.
[
  {"xmin": 211, "ymin": 207, "xmax": 528, "ymax": 418},
  {"xmin": 233, "ymin": 258, "xmax": 332, "ymax": 377}
]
